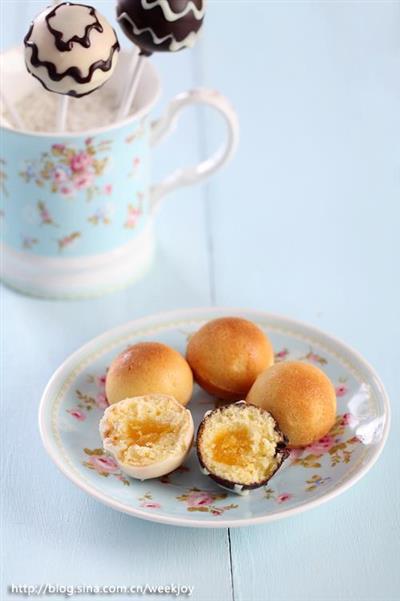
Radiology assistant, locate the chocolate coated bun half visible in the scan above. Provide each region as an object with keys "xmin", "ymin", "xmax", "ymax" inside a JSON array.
[
  {"xmin": 196, "ymin": 402, "xmax": 288, "ymax": 495},
  {"xmin": 187, "ymin": 317, "xmax": 274, "ymax": 401},
  {"xmin": 246, "ymin": 361, "xmax": 337, "ymax": 447}
]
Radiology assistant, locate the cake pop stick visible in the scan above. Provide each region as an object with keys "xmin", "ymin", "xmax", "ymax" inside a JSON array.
[
  {"xmin": 116, "ymin": 0, "xmax": 205, "ymax": 120},
  {"xmin": 116, "ymin": 44, "xmax": 139, "ymax": 108},
  {"xmin": 116, "ymin": 48, "xmax": 144, "ymax": 121},
  {"xmin": 24, "ymin": 2, "xmax": 120, "ymax": 131},
  {"xmin": 57, "ymin": 95, "xmax": 69, "ymax": 131}
]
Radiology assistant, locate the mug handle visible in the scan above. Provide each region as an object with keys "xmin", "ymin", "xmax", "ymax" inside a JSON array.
[{"xmin": 149, "ymin": 88, "xmax": 239, "ymax": 213}]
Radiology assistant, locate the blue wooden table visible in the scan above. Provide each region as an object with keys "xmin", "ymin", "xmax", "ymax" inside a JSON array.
[{"xmin": 2, "ymin": 2, "xmax": 399, "ymax": 600}]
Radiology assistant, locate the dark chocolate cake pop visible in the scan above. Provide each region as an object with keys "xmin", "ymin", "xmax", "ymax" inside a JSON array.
[
  {"xmin": 116, "ymin": 0, "xmax": 205, "ymax": 56},
  {"xmin": 24, "ymin": 2, "xmax": 120, "ymax": 97}
]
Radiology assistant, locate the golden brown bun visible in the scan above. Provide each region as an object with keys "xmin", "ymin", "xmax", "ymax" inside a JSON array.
[
  {"xmin": 106, "ymin": 342, "xmax": 193, "ymax": 406},
  {"xmin": 246, "ymin": 361, "xmax": 336, "ymax": 447},
  {"xmin": 186, "ymin": 317, "xmax": 274, "ymax": 401}
]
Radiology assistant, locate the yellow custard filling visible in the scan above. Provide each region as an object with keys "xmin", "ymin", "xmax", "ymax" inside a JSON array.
[
  {"xmin": 125, "ymin": 419, "xmax": 176, "ymax": 447},
  {"xmin": 101, "ymin": 395, "xmax": 191, "ymax": 467},
  {"xmin": 212, "ymin": 426, "xmax": 252, "ymax": 467},
  {"xmin": 198, "ymin": 404, "xmax": 284, "ymax": 485}
]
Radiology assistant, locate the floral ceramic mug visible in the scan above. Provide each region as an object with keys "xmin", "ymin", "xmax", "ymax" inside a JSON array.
[{"xmin": 0, "ymin": 48, "xmax": 238, "ymax": 298}]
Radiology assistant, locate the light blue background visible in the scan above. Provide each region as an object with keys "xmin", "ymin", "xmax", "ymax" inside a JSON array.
[{"xmin": 2, "ymin": 2, "xmax": 399, "ymax": 601}]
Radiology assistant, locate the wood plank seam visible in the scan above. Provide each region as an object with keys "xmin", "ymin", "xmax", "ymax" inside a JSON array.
[{"xmin": 192, "ymin": 38, "xmax": 234, "ymax": 601}]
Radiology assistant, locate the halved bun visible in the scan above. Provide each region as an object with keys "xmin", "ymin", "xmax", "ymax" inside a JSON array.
[{"xmin": 100, "ymin": 394, "xmax": 194, "ymax": 480}]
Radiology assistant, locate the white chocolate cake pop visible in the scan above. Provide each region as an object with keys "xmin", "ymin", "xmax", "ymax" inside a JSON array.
[{"xmin": 24, "ymin": 2, "xmax": 120, "ymax": 97}]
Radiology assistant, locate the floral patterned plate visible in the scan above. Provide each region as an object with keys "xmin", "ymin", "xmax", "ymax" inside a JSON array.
[{"xmin": 39, "ymin": 308, "xmax": 390, "ymax": 528}]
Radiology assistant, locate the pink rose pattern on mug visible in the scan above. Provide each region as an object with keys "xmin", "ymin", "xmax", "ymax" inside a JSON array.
[{"xmin": 1, "ymin": 118, "xmax": 148, "ymax": 257}]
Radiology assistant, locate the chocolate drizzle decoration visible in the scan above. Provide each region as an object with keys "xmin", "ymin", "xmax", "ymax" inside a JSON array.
[
  {"xmin": 45, "ymin": 3, "xmax": 103, "ymax": 52},
  {"xmin": 116, "ymin": 0, "xmax": 204, "ymax": 56},
  {"xmin": 24, "ymin": 36, "xmax": 120, "ymax": 97}
]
